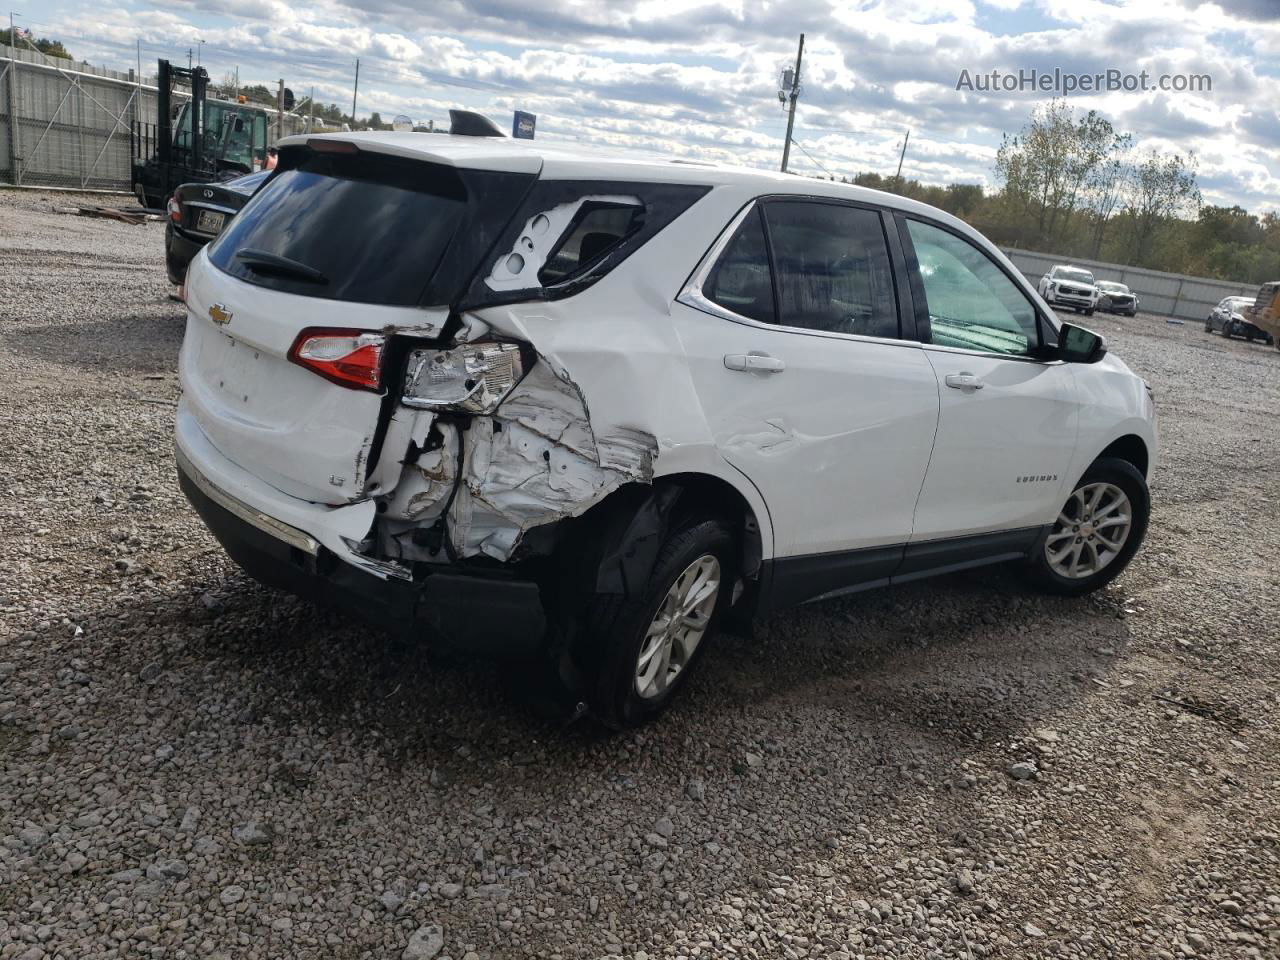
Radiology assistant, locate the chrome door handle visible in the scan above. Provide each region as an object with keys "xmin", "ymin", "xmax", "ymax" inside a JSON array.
[
  {"xmin": 945, "ymin": 372, "xmax": 984, "ymax": 390},
  {"xmin": 724, "ymin": 353, "xmax": 786, "ymax": 374}
]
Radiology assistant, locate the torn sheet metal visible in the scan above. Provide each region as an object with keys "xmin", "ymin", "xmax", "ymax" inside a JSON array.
[
  {"xmin": 484, "ymin": 195, "xmax": 641, "ymax": 292},
  {"xmin": 445, "ymin": 361, "xmax": 657, "ymax": 560},
  {"xmin": 381, "ymin": 420, "xmax": 459, "ymax": 524}
]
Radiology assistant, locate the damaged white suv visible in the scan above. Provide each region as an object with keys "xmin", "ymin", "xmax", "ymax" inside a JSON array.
[{"xmin": 176, "ymin": 132, "xmax": 1156, "ymax": 726}]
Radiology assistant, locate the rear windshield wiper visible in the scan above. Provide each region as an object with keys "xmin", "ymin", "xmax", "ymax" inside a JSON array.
[{"xmin": 235, "ymin": 248, "xmax": 328, "ymax": 285}]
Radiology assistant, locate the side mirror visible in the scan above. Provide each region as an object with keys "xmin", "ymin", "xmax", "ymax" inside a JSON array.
[{"xmin": 1059, "ymin": 323, "xmax": 1107, "ymax": 363}]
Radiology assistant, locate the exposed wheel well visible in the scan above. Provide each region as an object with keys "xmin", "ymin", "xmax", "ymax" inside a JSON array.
[
  {"xmin": 654, "ymin": 473, "xmax": 765, "ymax": 580},
  {"xmin": 1097, "ymin": 435, "xmax": 1149, "ymax": 478}
]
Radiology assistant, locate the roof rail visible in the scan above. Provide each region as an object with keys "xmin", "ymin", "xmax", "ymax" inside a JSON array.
[{"xmin": 448, "ymin": 109, "xmax": 506, "ymax": 138}]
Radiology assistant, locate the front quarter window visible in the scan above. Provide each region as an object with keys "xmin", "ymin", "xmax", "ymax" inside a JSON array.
[{"xmin": 906, "ymin": 219, "xmax": 1040, "ymax": 357}]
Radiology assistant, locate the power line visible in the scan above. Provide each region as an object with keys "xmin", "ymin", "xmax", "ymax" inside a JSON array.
[{"xmin": 790, "ymin": 137, "xmax": 834, "ymax": 178}]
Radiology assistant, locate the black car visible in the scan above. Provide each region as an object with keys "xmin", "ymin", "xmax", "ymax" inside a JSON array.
[
  {"xmin": 1095, "ymin": 280, "xmax": 1139, "ymax": 316},
  {"xmin": 165, "ymin": 170, "xmax": 270, "ymax": 285},
  {"xmin": 1205, "ymin": 295, "xmax": 1274, "ymax": 344}
]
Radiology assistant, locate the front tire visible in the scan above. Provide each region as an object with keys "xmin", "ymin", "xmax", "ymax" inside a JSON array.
[
  {"xmin": 580, "ymin": 517, "xmax": 735, "ymax": 728},
  {"xmin": 1025, "ymin": 458, "xmax": 1149, "ymax": 597},
  {"xmin": 1084, "ymin": 308, "xmax": 1095, "ymax": 316}
]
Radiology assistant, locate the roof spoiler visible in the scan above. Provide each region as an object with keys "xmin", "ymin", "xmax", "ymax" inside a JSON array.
[{"xmin": 449, "ymin": 109, "xmax": 506, "ymax": 138}]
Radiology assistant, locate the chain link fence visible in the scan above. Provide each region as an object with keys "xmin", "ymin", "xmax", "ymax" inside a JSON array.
[{"xmin": 1, "ymin": 46, "xmax": 305, "ymax": 194}]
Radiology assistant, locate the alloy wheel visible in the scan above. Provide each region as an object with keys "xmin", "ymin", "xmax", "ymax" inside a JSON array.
[
  {"xmin": 634, "ymin": 554, "xmax": 720, "ymax": 699},
  {"xmin": 1044, "ymin": 482, "xmax": 1133, "ymax": 580}
]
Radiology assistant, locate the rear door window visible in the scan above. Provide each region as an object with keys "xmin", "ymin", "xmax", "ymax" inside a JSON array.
[
  {"xmin": 207, "ymin": 149, "xmax": 531, "ymax": 306},
  {"xmin": 762, "ymin": 200, "xmax": 900, "ymax": 338}
]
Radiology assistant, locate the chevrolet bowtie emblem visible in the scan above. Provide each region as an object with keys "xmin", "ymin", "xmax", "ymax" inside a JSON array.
[{"xmin": 209, "ymin": 303, "xmax": 232, "ymax": 327}]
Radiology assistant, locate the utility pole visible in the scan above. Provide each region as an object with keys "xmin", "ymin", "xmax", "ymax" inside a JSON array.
[
  {"xmin": 350, "ymin": 58, "xmax": 360, "ymax": 127},
  {"xmin": 187, "ymin": 47, "xmax": 192, "ymax": 70},
  {"xmin": 894, "ymin": 129, "xmax": 910, "ymax": 188},
  {"xmin": 309, "ymin": 85, "xmax": 314, "ymax": 132},
  {"xmin": 234, "ymin": 66, "xmax": 239, "ymax": 99},
  {"xmin": 7, "ymin": 12, "xmax": 20, "ymax": 185},
  {"xmin": 276, "ymin": 78, "xmax": 284, "ymax": 141},
  {"xmin": 195, "ymin": 39, "xmax": 204, "ymax": 68},
  {"xmin": 779, "ymin": 33, "xmax": 804, "ymax": 174}
]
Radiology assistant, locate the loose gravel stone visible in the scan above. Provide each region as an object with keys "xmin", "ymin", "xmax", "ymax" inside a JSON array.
[
  {"xmin": 1008, "ymin": 760, "xmax": 1038, "ymax": 780},
  {"xmin": 403, "ymin": 925, "xmax": 444, "ymax": 960},
  {"xmin": 219, "ymin": 886, "xmax": 246, "ymax": 906},
  {"xmin": 231, "ymin": 820, "xmax": 273, "ymax": 845}
]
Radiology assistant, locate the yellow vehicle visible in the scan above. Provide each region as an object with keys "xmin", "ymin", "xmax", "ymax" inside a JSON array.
[{"xmin": 1245, "ymin": 282, "xmax": 1280, "ymax": 351}]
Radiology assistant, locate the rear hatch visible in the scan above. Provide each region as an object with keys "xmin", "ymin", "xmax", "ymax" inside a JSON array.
[{"xmin": 180, "ymin": 140, "xmax": 538, "ymax": 505}]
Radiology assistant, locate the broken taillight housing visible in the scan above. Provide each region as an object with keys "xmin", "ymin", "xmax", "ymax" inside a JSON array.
[
  {"xmin": 167, "ymin": 194, "xmax": 182, "ymax": 223},
  {"xmin": 288, "ymin": 328, "xmax": 386, "ymax": 391},
  {"xmin": 401, "ymin": 342, "xmax": 524, "ymax": 413}
]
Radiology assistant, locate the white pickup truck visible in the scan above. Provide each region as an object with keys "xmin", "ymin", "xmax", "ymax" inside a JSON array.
[{"xmin": 1038, "ymin": 265, "xmax": 1100, "ymax": 315}]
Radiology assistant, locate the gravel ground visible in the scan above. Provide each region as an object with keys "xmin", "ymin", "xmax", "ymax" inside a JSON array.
[{"xmin": 1, "ymin": 187, "xmax": 1278, "ymax": 960}]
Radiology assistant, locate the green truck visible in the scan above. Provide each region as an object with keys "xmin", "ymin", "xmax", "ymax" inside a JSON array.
[{"xmin": 131, "ymin": 59, "xmax": 272, "ymax": 210}]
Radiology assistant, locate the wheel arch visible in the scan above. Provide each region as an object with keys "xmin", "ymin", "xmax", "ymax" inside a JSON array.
[
  {"xmin": 550, "ymin": 469, "xmax": 770, "ymax": 609},
  {"xmin": 1096, "ymin": 433, "xmax": 1150, "ymax": 479}
]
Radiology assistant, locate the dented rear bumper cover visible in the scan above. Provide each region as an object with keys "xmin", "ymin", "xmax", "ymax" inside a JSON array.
[{"xmin": 175, "ymin": 404, "xmax": 548, "ymax": 656}]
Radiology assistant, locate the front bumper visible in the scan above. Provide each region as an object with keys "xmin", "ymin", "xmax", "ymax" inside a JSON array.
[
  {"xmin": 175, "ymin": 404, "xmax": 547, "ymax": 656},
  {"xmin": 1046, "ymin": 291, "xmax": 1095, "ymax": 309}
]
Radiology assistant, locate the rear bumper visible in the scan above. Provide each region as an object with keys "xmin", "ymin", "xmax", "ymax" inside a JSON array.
[
  {"xmin": 175, "ymin": 403, "xmax": 547, "ymax": 656},
  {"xmin": 165, "ymin": 223, "xmax": 206, "ymax": 286}
]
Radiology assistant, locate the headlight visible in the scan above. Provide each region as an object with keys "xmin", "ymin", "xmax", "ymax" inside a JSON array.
[{"xmin": 401, "ymin": 342, "xmax": 524, "ymax": 414}]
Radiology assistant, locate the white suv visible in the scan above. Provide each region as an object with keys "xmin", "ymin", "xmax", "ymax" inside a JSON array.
[
  {"xmin": 1038, "ymin": 264, "xmax": 1100, "ymax": 315},
  {"xmin": 176, "ymin": 132, "xmax": 1156, "ymax": 726}
]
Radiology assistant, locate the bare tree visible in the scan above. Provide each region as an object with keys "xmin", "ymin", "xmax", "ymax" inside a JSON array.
[
  {"xmin": 995, "ymin": 99, "xmax": 1120, "ymax": 250},
  {"xmin": 1121, "ymin": 150, "xmax": 1201, "ymax": 264},
  {"xmin": 1086, "ymin": 133, "xmax": 1134, "ymax": 258}
]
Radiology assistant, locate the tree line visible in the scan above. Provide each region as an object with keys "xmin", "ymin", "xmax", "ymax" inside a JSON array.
[{"xmin": 841, "ymin": 100, "xmax": 1277, "ymax": 285}]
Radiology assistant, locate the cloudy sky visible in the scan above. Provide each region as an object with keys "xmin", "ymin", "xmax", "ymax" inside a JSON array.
[{"xmin": 20, "ymin": 0, "xmax": 1280, "ymax": 212}]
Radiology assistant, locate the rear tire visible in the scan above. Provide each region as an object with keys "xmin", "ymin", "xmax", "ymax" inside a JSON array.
[
  {"xmin": 1024, "ymin": 457, "xmax": 1149, "ymax": 597},
  {"xmin": 579, "ymin": 517, "xmax": 735, "ymax": 728},
  {"xmin": 1084, "ymin": 308, "xmax": 1095, "ymax": 316}
]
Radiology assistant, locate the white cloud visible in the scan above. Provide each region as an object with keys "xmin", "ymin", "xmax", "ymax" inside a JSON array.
[{"xmin": 34, "ymin": 0, "xmax": 1280, "ymax": 211}]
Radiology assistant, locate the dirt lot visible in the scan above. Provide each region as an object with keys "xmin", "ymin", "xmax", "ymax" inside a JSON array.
[{"xmin": 1, "ymin": 187, "xmax": 1277, "ymax": 960}]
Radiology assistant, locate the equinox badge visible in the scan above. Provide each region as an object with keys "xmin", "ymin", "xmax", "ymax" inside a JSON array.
[{"xmin": 209, "ymin": 303, "xmax": 232, "ymax": 327}]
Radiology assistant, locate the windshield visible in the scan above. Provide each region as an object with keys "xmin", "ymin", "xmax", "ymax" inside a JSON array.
[
  {"xmin": 1227, "ymin": 298, "xmax": 1252, "ymax": 310},
  {"xmin": 172, "ymin": 102, "xmax": 269, "ymax": 173},
  {"xmin": 1056, "ymin": 268, "xmax": 1095, "ymax": 284},
  {"xmin": 1098, "ymin": 282, "xmax": 1127, "ymax": 293}
]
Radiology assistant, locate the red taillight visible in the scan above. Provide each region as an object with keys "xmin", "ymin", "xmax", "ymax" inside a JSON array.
[
  {"xmin": 287, "ymin": 328, "xmax": 385, "ymax": 391},
  {"xmin": 167, "ymin": 194, "xmax": 182, "ymax": 223}
]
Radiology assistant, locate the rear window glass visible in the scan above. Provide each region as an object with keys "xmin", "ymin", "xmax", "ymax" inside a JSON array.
[
  {"xmin": 207, "ymin": 151, "xmax": 468, "ymax": 305},
  {"xmin": 538, "ymin": 202, "xmax": 642, "ymax": 285}
]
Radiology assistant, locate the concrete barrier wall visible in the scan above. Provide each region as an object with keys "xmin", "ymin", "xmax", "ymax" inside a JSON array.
[{"xmin": 1002, "ymin": 246, "xmax": 1258, "ymax": 322}]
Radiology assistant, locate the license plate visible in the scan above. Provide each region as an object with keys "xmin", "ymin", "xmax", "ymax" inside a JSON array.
[{"xmin": 196, "ymin": 209, "xmax": 226, "ymax": 234}]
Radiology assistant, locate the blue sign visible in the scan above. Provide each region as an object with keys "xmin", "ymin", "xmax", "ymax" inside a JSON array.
[{"xmin": 513, "ymin": 111, "xmax": 536, "ymax": 139}]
